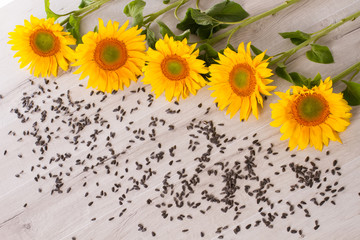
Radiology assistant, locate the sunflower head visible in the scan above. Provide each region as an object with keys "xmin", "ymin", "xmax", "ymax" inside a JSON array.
[
  {"xmin": 73, "ymin": 19, "xmax": 146, "ymax": 93},
  {"xmin": 8, "ymin": 15, "xmax": 76, "ymax": 77},
  {"xmin": 270, "ymin": 77, "xmax": 352, "ymax": 151},
  {"xmin": 208, "ymin": 42, "xmax": 275, "ymax": 121},
  {"xmin": 142, "ymin": 35, "xmax": 208, "ymax": 101}
]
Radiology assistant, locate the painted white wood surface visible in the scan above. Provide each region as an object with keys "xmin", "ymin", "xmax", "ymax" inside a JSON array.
[{"xmin": 0, "ymin": 0, "xmax": 360, "ymax": 239}]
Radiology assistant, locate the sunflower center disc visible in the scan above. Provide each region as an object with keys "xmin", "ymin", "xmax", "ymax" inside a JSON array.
[
  {"xmin": 95, "ymin": 39, "xmax": 128, "ymax": 71},
  {"xmin": 30, "ymin": 29, "xmax": 60, "ymax": 57},
  {"xmin": 234, "ymin": 70, "xmax": 249, "ymax": 88},
  {"xmin": 292, "ymin": 93, "xmax": 330, "ymax": 126},
  {"xmin": 167, "ymin": 61, "xmax": 183, "ymax": 75},
  {"xmin": 161, "ymin": 55, "xmax": 188, "ymax": 81},
  {"xmin": 229, "ymin": 64, "xmax": 255, "ymax": 97}
]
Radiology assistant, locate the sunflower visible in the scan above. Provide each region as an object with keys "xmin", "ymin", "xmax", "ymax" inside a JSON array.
[
  {"xmin": 208, "ymin": 42, "xmax": 275, "ymax": 121},
  {"xmin": 142, "ymin": 35, "xmax": 207, "ymax": 101},
  {"xmin": 8, "ymin": 15, "xmax": 75, "ymax": 77},
  {"xmin": 73, "ymin": 19, "xmax": 146, "ymax": 93},
  {"xmin": 270, "ymin": 77, "xmax": 352, "ymax": 151}
]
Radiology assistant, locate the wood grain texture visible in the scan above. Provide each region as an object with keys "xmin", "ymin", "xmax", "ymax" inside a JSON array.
[{"xmin": 0, "ymin": 0, "xmax": 360, "ymax": 239}]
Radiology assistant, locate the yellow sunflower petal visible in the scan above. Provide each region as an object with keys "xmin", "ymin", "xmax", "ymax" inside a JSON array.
[
  {"xmin": 142, "ymin": 36, "xmax": 207, "ymax": 101},
  {"xmin": 310, "ymin": 126, "xmax": 323, "ymax": 150},
  {"xmin": 208, "ymin": 42, "xmax": 275, "ymax": 121},
  {"xmin": 240, "ymin": 97, "xmax": 251, "ymax": 120},
  {"xmin": 280, "ymin": 120, "xmax": 296, "ymax": 141},
  {"xmin": 270, "ymin": 78, "xmax": 351, "ymax": 151},
  {"xmin": 298, "ymin": 126, "xmax": 310, "ymax": 150},
  {"xmin": 288, "ymin": 123, "xmax": 301, "ymax": 150},
  {"xmin": 73, "ymin": 19, "xmax": 146, "ymax": 93},
  {"xmin": 226, "ymin": 96, "xmax": 241, "ymax": 118},
  {"xmin": 8, "ymin": 15, "xmax": 75, "ymax": 77}
]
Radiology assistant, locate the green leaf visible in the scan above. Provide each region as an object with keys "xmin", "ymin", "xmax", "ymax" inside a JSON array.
[
  {"xmin": 312, "ymin": 73, "xmax": 322, "ymax": 83},
  {"xmin": 93, "ymin": 25, "xmax": 98, "ymax": 33},
  {"xmin": 157, "ymin": 21, "xmax": 175, "ymax": 38},
  {"xmin": 219, "ymin": 44, "xmax": 236, "ymax": 55},
  {"xmin": 65, "ymin": 14, "xmax": 82, "ymax": 44},
  {"xmin": 310, "ymin": 73, "xmax": 322, "ymax": 87},
  {"xmin": 250, "ymin": 45, "xmax": 270, "ymax": 59},
  {"xmin": 176, "ymin": 8, "xmax": 217, "ymax": 39},
  {"xmin": 276, "ymin": 62, "xmax": 285, "ymax": 68},
  {"xmin": 289, "ymin": 72, "xmax": 308, "ymax": 87},
  {"xmin": 342, "ymin": 80, "xmax": 360, "ymax": 106},
  {"xmin": 174, "ymin": 29, "xmax": 190, "ymax": 41},
  {"xmin": 157, "ymin": 21, "xmax": 190, "ymax": 41},
  {"xmin": 163, "ymin": 0, "xmax": 170, "ymax": 3},
  {"xmin": 143, "ymin": 28, "xmax": 156, "ymax": 49},
  {"xmin": 124, "ymin": 0, "xmax": 146, "ymax": 27},
  {"xmin": 177, "ymin": 1, "xmax": 249, "ymax": 40},
  {"xmin": 250, "ymin": 45, "xmax": 262, "ymax": 55},
  {"xmin": 206, "ymin": 0, "xmax": 249, "ymax": 22},
  {"xmin": 191, "ymin": 9, "xmax": 215, "ymax": 25},
  {"xmin": 275, "ymin": 66, "xmax": 312, "ymax": 87},
  {"xmin": 226, "ymin": 43, "xmax": 236, "ymax": 52},
  {"xmin": 198, "ymin": 43, "xmax": 219, "ymax": 66},
  {"xmin": 199, "ymin": 43, "xmax": 218, "ymax": 58},
  {"xmin": 196, "ymin": 24, "xmax": 217, "ymax": 39},
  {"xmin": 279, "ymin": 30, "xmax": 310, "ymax": 45},
  {"xmin": 79, "ymin": 0, "xmax": 94, "ymax": 9},
  {"xmin": 306, "ymin": 44, "xmax": 334, "ymax": 64},
  {"xmin": 275, "ymin": 65, "xmax": 293, "ymax": 84},
  {"xmin": 44, "ymin": 0, "xmax": 60, "ymax": 20},
  {"xmin": 176, "ymin": 9, "xmax": 199, "ymax": 34},
  {"xmin": 275, "ymin": 63, "xmax": 319, "ymax": 87},
  {"xmin": 177, "ymin": 9, "xmax": 224, "ymax": 39}
]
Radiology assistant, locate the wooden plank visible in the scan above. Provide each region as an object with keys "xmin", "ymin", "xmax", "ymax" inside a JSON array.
[{"xmin": 0, "ymin": 0, "xmax": 360, "ymax": 239}]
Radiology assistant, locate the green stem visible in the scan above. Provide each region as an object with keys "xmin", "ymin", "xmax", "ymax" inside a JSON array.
[
  {"xmin": 75, "ymin": 0, "xmax": 111, "ymax": 16},
  {"xmin": 79, "ymin": 5, "xmax": 100, "ymax": 20},
  {"xmin": 206, "ymin": 0, "xmax": 300, "ymax": 46},
  {"xmin": 143, "ymin": 0, "xmax": 190, "ymax": 25},
  {"xmin": 332, "ymin": 62, "xmax": 360, "ymax": 84},
  {"xmin": 59, "ymin": 0, "xmax": 111, "ymax": 26},
  {"xmin": 57, "ymin": 11, "xmax": 76, "ymax": 17},
  {"xmin": 60, "ymin": 16, "xmax": 70, "ymax": 26},
  {"xmin": 174, "ymin": 0, "xmax": 187, "ymax": 21},
  {"xmin": 269, "ymin": 10, "xmax": 360, "ymax": 66},
  {"xmin": 349, "ymin": 69, "xmax": 360, "ymax": 81},
  {"xmin": 309, "ymin": 24, "xmax": 332, "ymax": 36}
]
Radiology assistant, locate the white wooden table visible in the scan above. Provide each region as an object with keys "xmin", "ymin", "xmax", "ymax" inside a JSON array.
[{"xmin": 0, "ymin": 0, "xmax": 360, "ymax": 239}]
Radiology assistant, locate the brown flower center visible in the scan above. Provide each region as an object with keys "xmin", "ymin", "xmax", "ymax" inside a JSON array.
[
  {"xmin": 161, "ymin": 55, "xmax": 189, "ymax": 81},
  {"xmin": 30, "ymin": 29, "xmax": 60, "ymax": 57},
  {"xmin": 94, "ymin": 39, "xmax": 128, "ymax": 71},
  {"xmin": 229, "ymin": 64, "xmax": 256, "ymax": 97},
  {"xmin": 291, "ymin": 93, "xmax": 330, "ymax": 126}
]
